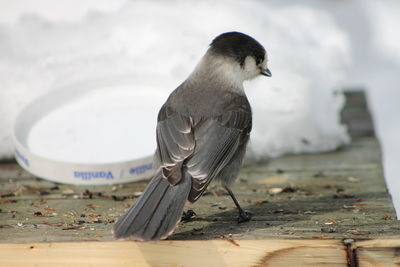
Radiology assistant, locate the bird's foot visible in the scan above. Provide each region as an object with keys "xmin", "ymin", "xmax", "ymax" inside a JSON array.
[
  {"xmin": 182, "ymin": 209, "xmax": 196, "ymax": 222},
  {"xmin": 238, "ymin": 211, "xmax": 252, "ymax": 223}
]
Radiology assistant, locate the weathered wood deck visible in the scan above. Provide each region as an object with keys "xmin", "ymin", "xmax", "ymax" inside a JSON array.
[{"xmin": 0, "ymin": 91, "xmax": 399, "ymax": 266}]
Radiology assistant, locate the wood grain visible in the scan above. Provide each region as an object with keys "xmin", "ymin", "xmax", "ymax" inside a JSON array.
[{"xmin": 0, "ymin": 240, "xmax": 347, "ymax": 267}]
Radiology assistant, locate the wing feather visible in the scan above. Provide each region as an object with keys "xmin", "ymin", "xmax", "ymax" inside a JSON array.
[
  {"xmin": 155, "ymin": 96, "xmax": 251, "ymax": 200},
  {"xmin": 186, "ymin": 119, "xmax": 243, "ymax": 202},
  {"xmin": 156, "ymin": 113, "xmax": 195, "ymax": 184}
]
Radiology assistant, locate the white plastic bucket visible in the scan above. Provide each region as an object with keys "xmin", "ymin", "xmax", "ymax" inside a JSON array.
[{"xmin": 12, "ymin": 77, "xmax": 167, "ymax": 185}]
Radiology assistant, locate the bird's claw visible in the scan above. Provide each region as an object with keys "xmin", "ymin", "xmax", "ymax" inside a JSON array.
[
  {"xmin": 238, "ymin": 211, "xmax": 252, "ymax": 223},
  {"xmin": 182, "ymin": 209, "xmax": 196, "ymax": 222}
]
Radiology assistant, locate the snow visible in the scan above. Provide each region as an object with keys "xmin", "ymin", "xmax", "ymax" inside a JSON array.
[
  {"xmin": 349, "ymin": 0, "xmax": 400, "ymax": 217},
  {"xmin": 0, "ymin": 0, "xmax": 350, "ymax": 164},
  {"xmin": 0, "ymin": 0, "xmax": 127, "ymax": 24},
  {"xmin": 272, "ymin": 0, "xmax": 400, "ymax": 217}
]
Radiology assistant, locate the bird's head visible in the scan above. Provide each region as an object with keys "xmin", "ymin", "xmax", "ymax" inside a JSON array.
[{"xmin": 208, "ymin": 31, "xmax": 271, "ymax": 81}]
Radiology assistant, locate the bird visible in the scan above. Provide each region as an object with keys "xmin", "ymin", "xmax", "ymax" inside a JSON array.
[{"xmin": 113, "ymin": 31, "xmax": 271, "ymax": 241}]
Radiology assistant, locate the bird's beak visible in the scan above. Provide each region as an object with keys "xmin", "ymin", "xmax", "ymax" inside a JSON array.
[{"xmin": 260, "ymin": 68, "xmax": 272, "ymax": 77}]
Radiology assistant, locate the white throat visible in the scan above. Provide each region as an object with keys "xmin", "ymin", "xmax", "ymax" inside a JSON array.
[{"xmin": 188, "ymin": 52, "xmax": 247, "ymax": 93}]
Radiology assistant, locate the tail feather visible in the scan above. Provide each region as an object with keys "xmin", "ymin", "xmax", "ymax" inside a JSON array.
[{"xmin": 113, "ymin": 171, "xmax": 192, "ymax": 241}]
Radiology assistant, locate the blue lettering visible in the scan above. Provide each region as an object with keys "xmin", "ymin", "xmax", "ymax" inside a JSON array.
[
  {"xmin": 129, "ymin": 163, "xmax": 153, "ymax": 175},
  {"xmin": 73, "ymin": 171, "xmax": 114, "ymax": 180},
  {"xmin": 15, "ymin": 149, "xmax": 29, "ymax": 167}
]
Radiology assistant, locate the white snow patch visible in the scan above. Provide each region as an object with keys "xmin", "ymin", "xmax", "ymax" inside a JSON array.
[{"xmin": 0, "ymin": 0, "xmax": 350, "ymax": 163}]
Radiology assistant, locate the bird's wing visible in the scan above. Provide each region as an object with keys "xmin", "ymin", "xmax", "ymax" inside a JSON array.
[
  {"xmin": 186, "ymin": 108, "xmax": 251, "ymax": 202},
  {"xmin": 155, "ymin": 97, "xmax": 251, "ymax": 202},
  {"xmin": 155, "ymin": 107, "xmax": 195, "ymax": 186}
]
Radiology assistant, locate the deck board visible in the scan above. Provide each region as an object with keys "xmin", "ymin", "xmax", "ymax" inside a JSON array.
[{"xmin": 0, "ymin": 91, "xmax": 399, "ymax": 265}]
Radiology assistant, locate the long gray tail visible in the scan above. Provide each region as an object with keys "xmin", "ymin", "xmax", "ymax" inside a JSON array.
[{"xmin": 113, "ymin": 171, "xmax": 192, "ymax": 241}]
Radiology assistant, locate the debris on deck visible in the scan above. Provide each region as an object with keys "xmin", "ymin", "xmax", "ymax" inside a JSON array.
[{"xmin": 0, "ymin": 91, "xmax": 399, "ymax": 266}]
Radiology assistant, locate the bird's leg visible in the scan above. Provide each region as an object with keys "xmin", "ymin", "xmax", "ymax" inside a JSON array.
[
  {"xmin": 224, "ymin": 186, "xmax": 252, "ymax": 223},
  {"xmin": 181, "ymin": 209, "xmax": 196, "ymax": 222}
]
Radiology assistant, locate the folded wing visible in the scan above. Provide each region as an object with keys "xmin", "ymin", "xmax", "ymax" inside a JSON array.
[{"xmin": 156, "ymin": 99, "xmax": 251, "ymax": 202}]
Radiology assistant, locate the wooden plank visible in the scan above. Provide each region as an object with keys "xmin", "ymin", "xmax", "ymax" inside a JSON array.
[
  {"xmin": 341, "ymin": 90, "xmax": 375, "ymax": 138},
  {"xmin": 0, "ymin": 159, "xmax": 397, "ymax": 242},
  {"xmin": 0, "ymin": 91, "xmax": 398, "ymax": 244},
  {"xmin": 0, "ymin": 240, "xmax": 347, "ymax": 267},
  {"xmin": 353, "ymin": 239, "xmax": 400, "ymax": 267},
  {"xmin": 0, "ymin": 90, "xmax": 398, "ymax": 267}
]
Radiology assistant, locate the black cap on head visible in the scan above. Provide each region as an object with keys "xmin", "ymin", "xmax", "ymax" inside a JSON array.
[{"xmin": 210, "ymin": 32, "xmax": 266, "ymax": 67}]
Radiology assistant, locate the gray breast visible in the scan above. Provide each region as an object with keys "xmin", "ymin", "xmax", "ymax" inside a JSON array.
[{"xmin": 166, "ymin": 79, "xmax": 250, "ymax": 120}]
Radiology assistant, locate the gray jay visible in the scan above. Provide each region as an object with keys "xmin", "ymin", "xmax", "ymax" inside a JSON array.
[{"xmin": 114, "ymin": 31, "xmax": 271, "ymax": 241}]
